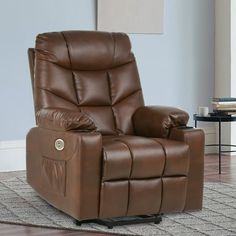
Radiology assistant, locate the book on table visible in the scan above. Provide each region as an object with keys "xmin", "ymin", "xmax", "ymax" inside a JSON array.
[
  {"xmin": 212, "ymin": 97, "xmax": 236, "ymax": 102},
  {"xmin": 212, "ymin": 104, "xmax": 236, "ymax": 110},
  {"xmin": 212, "ymin": 97, "xmax": 236, "ymax": 114},
  {"xmin": 213, "ymin": 110, "xmax": 236, "ymax": 116}
]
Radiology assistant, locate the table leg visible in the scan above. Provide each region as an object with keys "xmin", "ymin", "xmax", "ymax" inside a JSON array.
[
  {"xmin": 195, "ymin": 120, "xmax": 197, "ymax": 128},
  {"xmin": 219, "ymin": 120, "xmax": 221, "ymax": 174}
]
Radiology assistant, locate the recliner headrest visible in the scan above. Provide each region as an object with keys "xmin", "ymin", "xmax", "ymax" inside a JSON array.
[{"xmin": 35, "ymin": 31, "xmax": 134, "ymax": 70}]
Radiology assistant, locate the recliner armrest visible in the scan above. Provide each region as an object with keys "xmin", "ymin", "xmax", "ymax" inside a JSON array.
[
  {"xmin": 26, "ymin": 127, "xmax": 102, "ymax": 219},
  {"xmin": 133, "ymin": 106, "xmax": 189, "ymax": 138},
  {"xmin": 36, "ymin": 108, "xmax": 96, "ymax": 132}
]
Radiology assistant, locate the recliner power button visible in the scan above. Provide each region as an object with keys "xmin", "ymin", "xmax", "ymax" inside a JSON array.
[{"xmin": 55, "ymin": 139, "xmax": 64, "ymax": 151}]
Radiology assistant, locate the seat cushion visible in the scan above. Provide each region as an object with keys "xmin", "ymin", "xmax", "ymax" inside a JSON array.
[
  {"xmin": 153, "ymin": 138, "xmax": 190, "ymax": 176},
  {"xmin": 102, "ymin": 135, "xmax": 189, "ymax": 181},
  {"xmin": 102, "ymin": 136, "xmax": 165, "ymax": 181}
]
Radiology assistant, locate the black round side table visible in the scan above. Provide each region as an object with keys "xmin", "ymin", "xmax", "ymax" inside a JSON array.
[{"xmin": 193, "ymin": 114, "xmax": 236, "ymax": 174}]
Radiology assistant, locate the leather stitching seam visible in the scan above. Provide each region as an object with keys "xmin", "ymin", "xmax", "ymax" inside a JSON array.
[
  {"xmin": 113, "ymin": 89, "xmax": 142, "ymax": 106},
  {"xmin": 61, "ymin": 32, "xmax": 79, "ymax": 104},
  {"xmin": 150, "ymin": 138, "xmax": 167, "ymax": 214},
  {"xmin": 37, "ymin": 87, "xmax": 79, "ymax": 108},
  {"xmin": 113, "ymin": 139, "xmax": 134, "ymax": 216}
]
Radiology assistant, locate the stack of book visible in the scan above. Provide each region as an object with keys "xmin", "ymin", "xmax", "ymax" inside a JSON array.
[{"xmin": 212, "ymin": 97, "xmax": 236, "ymax": 115}]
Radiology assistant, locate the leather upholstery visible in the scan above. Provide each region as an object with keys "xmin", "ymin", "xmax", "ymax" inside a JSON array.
[
  {"xmin": 28, "ymin": 48, "xmax": 35, "ymax": 94},
  {"xmin": 36, "ymin": 108, "xmax": 96, "ymax": 131},
  {"xmin": 34, "ymin": 31, "xmax": 144, "ymax": 135},
  {"xmin": 100, "ymin": 135, "xmax": 190, "ymax": 217},
  {"xmin": 103, "ymin": 136, "xmax": 165, "ymax": 180},
  {"xmin": 133, "ymin": 106, "xmax": 189, "ymax": 138},
  {"xmin": 169, "ymin": 127, "xmax": 205, "ymax": 211},
  {"xmin": 27, "ymin": 31, "xmax": 204, "ymax": 221},
  {"xmin": 27, "ymin": 127, "xmax": 102, "ymax": 219},
  {"xmin": 102, "ymin": 136, "xmax": 189, "ymax": 180}
]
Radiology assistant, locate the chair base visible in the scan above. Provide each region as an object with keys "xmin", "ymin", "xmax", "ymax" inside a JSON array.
[{"xmin": 75, "ymin": 214, "xmax": 162, "ymax": 229}]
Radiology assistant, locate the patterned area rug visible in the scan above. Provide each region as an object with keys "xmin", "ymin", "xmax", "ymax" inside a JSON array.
[{"xmin": 0, "ymin": 174, "xmax": 236, "ymax": 236}]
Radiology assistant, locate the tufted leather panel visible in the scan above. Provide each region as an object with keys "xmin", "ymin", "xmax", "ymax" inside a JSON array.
[
  {"xmin": 127, "ymin": 179, "xmax": 162, "ymax": 216},
  {"xmin": 108, "ymin": 62, "xmax": 142, "ymax": 105},
  {"xmin": 153, "ymin": 138, "xmax": 190, "ymax": 176},
  {"xmin": 80, "ymin": 106, "xmax": 116, "ymax": 135},
  {"xmin": 160, "ymin": 177, "xmax": 188, "ymax": 213},
  {"xmin": 102, "ymin": 136, "xmax": 165, "ymax": 180},
  {"xmin": 102, "ymin": 139, "xmax": 132, "ymax": 181},
  {"xmin": 100, "ymin": 135, "xmax": 190, "ymax": 217},
  {"xmin": 73, "ymin": 71, "xmax": 111, "ymax": 106},
  {"xmin": 35, "ymin": 31, "xmax": 144, "ymax": 135},
  {"xmin": 102, "ymin": 136, "xmax": 189, "ymax": 181},
  {"xmin": 99, "ymin": 181, "xmax": 129, "ymax": 218}
]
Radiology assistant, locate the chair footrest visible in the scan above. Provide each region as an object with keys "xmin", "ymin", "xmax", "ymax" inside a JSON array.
[{"xmin": 75, "ymin": 214, "xmax": 162, "ymax": 229}]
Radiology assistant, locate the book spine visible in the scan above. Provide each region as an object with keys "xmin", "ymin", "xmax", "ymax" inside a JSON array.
[
  {"xmin": 212, "ymin": 104, "xmax": 236, "ymax": 109},
  {"xmin": 212, "ymin": 97, "xmax": 236, "ymax": 102},
  {"xmin": 213, "ymin": 109, "xmax": 236, "ymax": 112},
  {"xmin": 212, "ymin": 101, "xmax": 236, "ymax": 105}
]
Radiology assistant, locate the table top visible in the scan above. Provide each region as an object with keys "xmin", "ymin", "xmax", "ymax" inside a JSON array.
[{"xmin": 193, "ymin": 114, "xmax": 236, "ymax": 122}]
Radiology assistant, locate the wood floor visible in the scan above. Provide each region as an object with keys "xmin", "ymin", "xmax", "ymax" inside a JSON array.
[
  {"xmin": 204, "ymin": 154, "xmax": 236, "ymax": 183},
  {"xmin": 0, "ymin": 154, "xmax": 235, "ymax": 236}
]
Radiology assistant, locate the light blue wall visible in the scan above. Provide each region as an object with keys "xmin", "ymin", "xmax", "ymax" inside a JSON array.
[{"xmin": 0, "ymin": 0, "xmax": 214, "ymax": 141}]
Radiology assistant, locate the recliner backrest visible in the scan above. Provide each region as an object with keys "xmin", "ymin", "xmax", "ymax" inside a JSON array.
[{"xmin": 33, "ymin": 31, "xmax": 144, "ymax": 135}]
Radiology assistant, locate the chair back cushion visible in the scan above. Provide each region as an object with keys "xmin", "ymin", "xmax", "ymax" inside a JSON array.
[{"xmin": 34, "ymin": 31, "xmax": 144, "ymax": 135}]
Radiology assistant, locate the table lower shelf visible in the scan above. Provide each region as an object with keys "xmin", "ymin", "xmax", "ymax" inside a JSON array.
[{"xmin": 206, "ymin": 144, "xmax": 236, "ymax": 153}]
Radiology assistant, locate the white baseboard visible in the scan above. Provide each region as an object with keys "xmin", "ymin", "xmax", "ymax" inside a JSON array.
[{"xmin": 0, "ymin": 140, "xmax": 26, "ymax": 172}]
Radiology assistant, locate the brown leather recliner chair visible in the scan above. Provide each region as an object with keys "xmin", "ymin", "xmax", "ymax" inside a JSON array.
[{"xmin": 27, "ymin": 31, "xmax": 204, "ymax": 226}]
